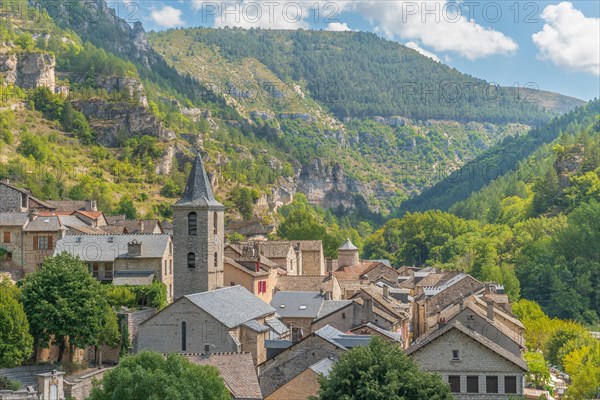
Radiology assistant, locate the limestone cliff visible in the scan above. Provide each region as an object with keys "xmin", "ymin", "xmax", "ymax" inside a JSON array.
[{"xmin": 0, "ymin": 49, "xmax": 55, "ymax": 90}]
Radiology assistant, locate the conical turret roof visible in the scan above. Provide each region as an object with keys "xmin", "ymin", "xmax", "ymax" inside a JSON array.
[
  {"xmin": 339, "ymin": 238, "xmax": 358, "ymax": 251},
  {"xmin": 175, "ymin": 151, "xmax": 225, "ymax": 210}
]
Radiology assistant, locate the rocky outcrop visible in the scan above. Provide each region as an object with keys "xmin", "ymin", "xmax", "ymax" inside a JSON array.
[
  {"xmin": 0, "ymin": 51, "xmax": 55, "ymax": 90},
  {"xmin": 555, "ymin": 144, "xmax": 585, "ymax": 188},
  {"xmin": 93, "ymin": 76, "xmax": 148, "ymax": 107},
  {"xmin": 373, "ymin": 116, "xmax": 406, "ymax": 127},
  {"xmin": 279, "ymin": 113, "xmax": 314, "ymax": 122},
  {"xmin": 73, "ymin": 99, "xmax": 175, "ymax": 147}
]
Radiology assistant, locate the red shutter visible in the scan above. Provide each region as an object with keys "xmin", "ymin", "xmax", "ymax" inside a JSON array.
[{"xmin": 33, "ymin": 236, "xmax": 38, "ymax": 250}]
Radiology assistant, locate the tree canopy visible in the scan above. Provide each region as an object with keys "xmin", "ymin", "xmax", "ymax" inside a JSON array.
[
  {"xmin": 317, "ymin": 337, "xmax": 453, "ymax": 400},
  {"xmin": 21, "ymin": 253, "xmax": 108, "ymax": 362},
  {"xmin": 0, "ymin": 279, "xmax": 33, "ymax": 368},
  {"xmin": 88, "ymin": 351, "xmax": 231, "ymax": 400}
]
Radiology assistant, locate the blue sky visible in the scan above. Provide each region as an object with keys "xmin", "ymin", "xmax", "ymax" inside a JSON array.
[{"xmin": 111, "ymin": 1, "xmax": 599, "ymax": 101}]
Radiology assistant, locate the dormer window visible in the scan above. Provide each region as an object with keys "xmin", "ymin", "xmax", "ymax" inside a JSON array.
[{"xmin": 452, "ymin": 350, "xmax": 460, "ymax": 360}]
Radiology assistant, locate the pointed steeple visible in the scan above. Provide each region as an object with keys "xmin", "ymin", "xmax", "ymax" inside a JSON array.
[{"xmin": 175, "ymin": 151, "xmax": 225, "ymax": 210}]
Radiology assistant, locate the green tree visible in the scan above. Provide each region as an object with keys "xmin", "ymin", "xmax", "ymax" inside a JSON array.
[
  {"xmin": 114, "ymin": 196, "xmax": 138, "ymax": 220},
  {"xmin": 94, "ymin": 307, "xmax": 120, "ymax": 366},
  {"xmin": 524, "ymin": 352, "xmax": 550, "ymax": 389},
  {"xmin": 0, "ymin": 279, "xmax": 33, "ymax": 368},
  {"xmin": 317, "ymin": 337, "xmax": 453, "ymax": 400},
  {"xmin": 17, "ymin": 132, "xmax": 49, "ymax": 162},
  {"xmin": 21, "ymin": 254, "xmax": 108, "ymax": 362},
  {"xmin": 88, "ymin": 351, "xmax": 231, "ymax": 400}
]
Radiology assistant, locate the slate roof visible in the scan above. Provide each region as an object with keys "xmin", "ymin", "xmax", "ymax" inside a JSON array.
[
  {"xmin": 224, "ymin": 257, "xmax": 269, "ymax": 277},
  {"xmin": 46, "ymin": 200, "xmax": 90, "ymax": 211},
  {"xmin": 316, "ymin": 300, "xmax": 353, "ymax": 319},
  {"xmin": 406, "ymin": 321, "xmax": 528, "ymax": 371},
  {"xmin": 234, "ymin": 241, "xmax": 295, "ymax": 259},
  {"xmin": 113, "ymin": 271, "xmax": 155, "ymax": 286},
  {"xmin": 0, "ymin": 212, "xmax": 29, "ymax": 226},
  {"xmin": 309, "ymin": 357, "xmax": 336, "ymax": 376},
  {"xmin": 333, "ymin": 261, "xmax": 395, "ymax": 281},
  {"xmin": 350, "ymin": 323, "xmax": 402, "ymax": 342},
  {"xmin": 265, "ymin": 318, "xmax": 289, "ymax": 336},
  {"xmin": 314, "ymin": 325, "xmax": 371, "ymax": 350},
  {"xmin": 53, "ymin": 234, "xmax": 170, "ymax": 262},
  {"xmin": 23, "ymin": 216, "xmax": 63, "ymax": 232},
  {"xmin": 175, "ymin": 151, "xmax": 224, "ymax": 209},
  {"xmin": 271, "ymin": 291, "xmax": 325, "ymax": 318},
  {"xmin": 0, "ymin": 181, "xmax": 56, "ymax": 210},
  {"xmin": 339, "ymin": 238, "xmax": 358, "ymax": 250},
  {"xmin": 187, "ymin": 352, "xmax": 262, "ymax": 400},
  {"xmin": 243, "ymin": 320, "xmax": 271, "ymax": 333},
  {"xmin": 185, "ymin": 286, "xmax": 275, "ymax": 329}
]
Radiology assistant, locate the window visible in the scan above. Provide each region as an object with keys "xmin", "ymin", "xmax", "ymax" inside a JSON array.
[
  {"xmin": 164, "ymin": 260, "xmax": 167, "ymax": 275},
  {"xmin": 342, "ymin": 312, "xmax": 346, "ymax": 319},
  {"xmin": 230, "ymin": 282, "xmax": 236, "ymax": 286},
  {"xmin": 188, "ymin": 212, "xmax": 197, "ymax": 236},
  {"xmin": 169, "ymin": 260, "xmax": 173, "ymax": 275},
  {"xmin": 213, "ymin": 212, "xmax": 218, "ymax": 235},
  {"xmin": 452, "ymin": 350, "xmax": 460, "ymax": 360},
  {"xmin": 169, "ymin": 285, "xmax": 172, "ymax": 298},
  {"xmin": 214, "ymin": 252, "xmax": 219, "ymax": 268},
  {"xmin": 181, "ymin": 321, "xmax": 187, "ymax": 352},
  {"xmin": 35, "ymin": 236, "xmax": 51, "ymax": 250},
  {"xmin": 258, "ymin": 281, "xmax": 267, "ymax": 294},
  {"xmin": 104, "ymin": 264, "xmax": 113, "ymax": 279},
  {"xmin": 187, "ymin": 252, "xmax": 196, "ymax": 268},
  {"xmin": 91, "ymin": 263, "xmax": 99, "ymax": 278},
  {"xmin": 21, "ymin": 194, "xmax": 27, "ymax": 208},
  {"xmin": 467, "ymin": 376, "xmax": 479, "ymax": 393},
  {"xmin": 3, "ymin": 232, "xmax": 10, "ymax": 243},
  {"xmin": 505, "ymin": 376, "xmax": 517, "ymax": 394},
  {"xmin": 448, "ymin": 376, "xmax": 461, "ymax": 393},
  {"xmin": 486, "ymin": 376, "xmax": 498, "ymax": 393}
]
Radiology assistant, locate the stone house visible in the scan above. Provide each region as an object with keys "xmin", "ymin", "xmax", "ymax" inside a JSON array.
[
  {"xmin": 224, "ymin": 255, "xmax": 279, "ymax": 303},
  {"xmin": 0, "ymin": 180, "xmax": 56, "ymax": 213},
  {"xmin": 334, "ymin": 260, "xmax": 401, "ymax": 299},
  {"xmin": 137, "ymin": 286, "xmax": 289, "ymax": 365},
  {"xmin": 22, "ymin": 215, "xmax": 67, "ymax": 274},
  {"xmin": 187, "ymin": 352, "xmax": 263, "ymax": 400},
  {"xmin": 294, "ymin": 240, "xmax": 325, "ymax": 276},
  {"xmin": 265, "ymin": 357, "xmax": 335, "ymax": 400},
  {"xmin": 54, "ymin": 234, "xmax": 174, "ymax": 302},
  {"xmin": 407, "ymin": 321, "xmax": 528, "ymax": 399},
  {"xmin": 0, "ymin": 212, "xmax": 28, "ymax": 270},
  {"xmin": 259, "ymin": 325, "xmax": 370, "ymax": 398},
  {"xmin": 270, "ymin": 291, "xmax": 327, "ymax": 341}
]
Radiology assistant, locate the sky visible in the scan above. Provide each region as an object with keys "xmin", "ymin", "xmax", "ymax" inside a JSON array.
[{"xmin": 109, "ymin": 0, "xmax": 599, "ymax": 101}]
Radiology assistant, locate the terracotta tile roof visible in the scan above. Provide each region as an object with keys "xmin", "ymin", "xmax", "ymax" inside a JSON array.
[
  {"xmin": 406, "ymin": 321, "xmax": 528, "ymax": 371},
  {"xmin": 332, "ymin": 260, "xmax": 388, "ymax": 280},
  {"xmin": 187, "ymin": 352, "xmax": 262, "ymax": 400},
  {"xmin": 75, "ymin": 210, "xmax": 104, "ymax": 219}
]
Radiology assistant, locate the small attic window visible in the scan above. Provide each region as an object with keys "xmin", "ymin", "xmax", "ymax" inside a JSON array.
[
  {"xmin": 279, "ymin": 304, "xmax": 285, "ymax": 308},
  {"xmin": 76, "ymin": 237, "xmax": 82, "ymax": 243},
  {"xmin": 43, "ymin": 219, "xmax": 49, "ymax": 223},
  {"xmin": 467, "ymin": 314, "xmax": 475, "ymax": 320},
  {"xmin": 299, "ymin": 305, "xmax": 307, "ymax": 310},
  {"xmin": 108, "ymin": 237, "xmax": 114, "ymax": 243}
]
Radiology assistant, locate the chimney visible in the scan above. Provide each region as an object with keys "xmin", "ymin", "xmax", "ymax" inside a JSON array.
[
  {"xmin": 364, "ymin": 297, "xmax": 374, "ymax": 322},
  {"xmin": 383, "ymin": 285, "xmax": 389, "ymax": 299},
  {"xmin": 128, "ymin": 240, "xmax": 142, "ymax": 257},
  {"xmin": 139, "ymin": 220, "xmax": 144, "ymax": 233},
  {"xmin": 85, "ymin": 200, "xmax": 98, "ymax": 211},
  {"xmin": 459, "ymin": 298, "xmax": 464, "ymax": 312},
  {"xmin": 487, "ymin": 301, "xmax": 495, "ymax": 320},
  {"xmin": 28, "ymin": 209, "xmax": 38, "ymax": 222}
]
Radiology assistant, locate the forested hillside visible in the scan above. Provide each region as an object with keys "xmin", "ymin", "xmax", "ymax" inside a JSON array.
[
  {"xmin": 152, "ymin": 28, "xmax": 561, "ymax": 124},
  {"xmin": 402, "ymin": 100, "xmax": 599, "ymax": 213}
]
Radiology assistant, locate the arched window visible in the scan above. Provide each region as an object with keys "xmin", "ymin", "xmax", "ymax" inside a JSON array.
[
  {"xmin": 213, "ymin": 212, "xmax": 218, "ymax": 235},
  {"xmin": 187, "ymin": 252, "xmax": 196, "ymax": 268},
  {"xmin": 181, "ymin": 321, "xmax": 187, "ymax": 352},
  {"xmin": 214, "ymin": 252, "xmax": 219, "ymax": 268},
  {"xmin": 188, "ymin": 212, "xmax": 197, "ymax": 236}
]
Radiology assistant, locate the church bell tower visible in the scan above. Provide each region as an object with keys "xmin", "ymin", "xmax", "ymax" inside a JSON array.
[{"xmin": 173, "ymin": 151, "xmax": 225, "ymax": 298}]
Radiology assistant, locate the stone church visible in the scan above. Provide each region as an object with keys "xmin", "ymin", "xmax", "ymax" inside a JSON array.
[{"xmin": 173, "ymin": 151, "xmax": 225, "ymax": 299}]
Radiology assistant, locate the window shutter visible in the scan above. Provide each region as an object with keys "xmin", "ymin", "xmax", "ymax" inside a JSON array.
[
  {"xmin": 33, "ymin": 236, "xmax": 38, "ymax": 250},
  {"xmin": 48, "ymin": 236, "xmax": 53, "ymax": 250}
]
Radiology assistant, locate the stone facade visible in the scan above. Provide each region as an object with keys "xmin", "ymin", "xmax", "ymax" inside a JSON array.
[
  {"xmin": 409, "ymin": 328, "xmax": 525, "ymax": 399},
  {"xmin": 265, "ymin": 368, "xmax": 321, "ymax": 400},
  {"xmin": 173, "ymin": 207, "xmax": 224, "ymax": 297},
  {"xmin": 63, "ymin": 368, "xmax": 111, "ymax": 400},
  {"xmin": 259, "ymin": 334, "xmax": 343, "ymax": 398},
  {"xmin": 0, "ymin": 183, "xmax": 25, "ymax": 212}
]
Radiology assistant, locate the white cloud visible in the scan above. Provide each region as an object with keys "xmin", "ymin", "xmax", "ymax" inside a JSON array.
[
  {"xmin": 150, "ymin": 6, "xmax": 184, "ymax": 28},
  {"xmin": 405, "ymin": 41, "xmax": 441, "ymax": 62},
  {"xmin": 326, "ymin": 22, "xmax": 352, "ymax": 32},
  {"xmin": 189, "ymin": 0, "xmax": 517, "ymax": 59},
  {"xmin": 346, "ymin": 1, "xmax": 517, "ymax": 60},
  {"xmin": 532, "ymin": 2, "xmax": 600, "ymax": 75}
]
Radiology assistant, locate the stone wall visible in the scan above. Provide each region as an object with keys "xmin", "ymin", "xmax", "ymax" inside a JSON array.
[
  {"xmin": 0, "ymin": 391, "xmax": 37, "ymax": 400},
  {"xmin": 0, "ymin": 184, "xmax": 23, "ymax": 212},
  {"xmin": 300, "ymin": 250, "xmax": 324, "ymax": 276},
  {"xmin": 265, "ymin": 368, "xmax": 320, "ymax": 400},
  {"xmin": 259, "ymin": 334, "xmax": 343, "ymax": 398},
  {"xmin": 64, "ymin": 368, "xmax": 112, "ymax": 400},
  {"xmin": 120, "ymin": 308, "xmax": 157, "ymax": 352}
]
